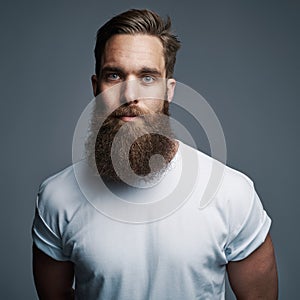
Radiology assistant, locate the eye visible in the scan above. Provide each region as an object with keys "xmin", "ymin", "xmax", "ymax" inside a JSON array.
[
  {"xmin": 142, "ymin": 76, "xmax": 155, "ymax": 84},
  {"xmin": 106, "ymin": 73, "xmax": 121, "ymax": 81}
]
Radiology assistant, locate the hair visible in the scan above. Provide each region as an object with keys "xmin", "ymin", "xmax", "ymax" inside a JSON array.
[{"xmin": 94, "ymin": 9, "xmax": 181, "ymax": 79}]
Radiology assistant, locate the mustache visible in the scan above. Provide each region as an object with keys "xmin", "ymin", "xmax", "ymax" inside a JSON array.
[{"xmin": 111, "ymin": 105, "xmax": 150, "ymax": 118}]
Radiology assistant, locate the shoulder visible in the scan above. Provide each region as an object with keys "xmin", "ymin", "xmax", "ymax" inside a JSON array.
[
  {"xmin": 219, "ymin": 163, "xmax": 254, "ymax": 204},
  {"xmin": 33, "ymin": 165, "xmax": 85, "ymax": 259},
  {"xmin": 183, "ymin": 142, "xmax": 254, "ymax": 201},
  {"xmin": 184, "ymin": 147, "xmax": 272, "ymax": 260},
  {"xmin": 179, "ymin": 141, "xmax": 254, "ymax": 203},
  {"xmin": 180, "ymin": 142, "xmax": 258, "ymax": 221},
  {"xmin": 39, "ymin": 164, "xmax": 77, "ymax": 192},
  {"xmin": 37, "ymin": 165, "xmax": 85, "ymax": 222}
]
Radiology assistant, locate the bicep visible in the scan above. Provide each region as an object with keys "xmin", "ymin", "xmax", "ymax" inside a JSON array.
[
  {"xmin": 226, "ymin": 234, "xmax": 278, "ymax": 300},
  {"xmin": 32, "ymin": 243, "xmax": 74, "ymax": 300}
]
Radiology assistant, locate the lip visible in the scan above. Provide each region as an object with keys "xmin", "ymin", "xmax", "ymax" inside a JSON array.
[{"xmin": 119, "ymin": 116, "xmax": 137, "ymax": 122}]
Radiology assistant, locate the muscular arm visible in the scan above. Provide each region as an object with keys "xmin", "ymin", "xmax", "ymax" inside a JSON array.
[
  {"xmin": 32, "ymin": 244, "xmax": 75, "ymax": 300},
  {"xmin": 227, "ymin": 234, "xmax": 278, "ymax": 299}
]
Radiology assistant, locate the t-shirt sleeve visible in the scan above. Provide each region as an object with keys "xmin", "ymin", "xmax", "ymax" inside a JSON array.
[
  {"xmin": 32, "ymin": 182, "xmax": 71, "ymax": 261},
  {"xmin": 224, "ymin": 174, "xmax": 272, "ymax": 262}
]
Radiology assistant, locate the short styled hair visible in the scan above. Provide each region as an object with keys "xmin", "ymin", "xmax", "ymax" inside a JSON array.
[{"xmin": 94, "ymin": 9, "xmax": 181, "ymax": 78}]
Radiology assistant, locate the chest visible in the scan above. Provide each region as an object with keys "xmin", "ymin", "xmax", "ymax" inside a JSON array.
[{"xmin": 65, "ymin": 204, "xmax": 228, "ymax": 278}]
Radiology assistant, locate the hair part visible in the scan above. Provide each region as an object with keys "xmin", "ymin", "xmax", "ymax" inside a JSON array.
[{"xmin": 94, "ymin": 9, "xmax": 181, "ymax": 79}]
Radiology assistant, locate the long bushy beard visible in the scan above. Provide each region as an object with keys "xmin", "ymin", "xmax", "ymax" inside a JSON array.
[{"xmin": 85, "ymin": 102, "xmax": 177, "ymax": 183}]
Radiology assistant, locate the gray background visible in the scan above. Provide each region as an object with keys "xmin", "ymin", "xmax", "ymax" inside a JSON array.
[{"xmin": 1, "ymin": 0, "xmax": 299, "ymax": 299}]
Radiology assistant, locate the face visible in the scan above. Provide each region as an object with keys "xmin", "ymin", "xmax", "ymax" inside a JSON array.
[
  {"xmin": 92, "ymin": 34, "xmax": 176, "ymax": 119},
  {"xmin": 88, "ymin": 34, "xmax": 177, "ymax": 182}
]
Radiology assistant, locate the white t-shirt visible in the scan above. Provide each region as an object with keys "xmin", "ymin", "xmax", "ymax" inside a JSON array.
[{"xmin": 32, "ymin": 142, "xmax": 271, "ymax": 300}]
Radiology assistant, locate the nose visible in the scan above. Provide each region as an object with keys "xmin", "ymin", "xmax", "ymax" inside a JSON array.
[{"xmin": 122, "ymin": 80, "xmax": 139, "ymax": 104}]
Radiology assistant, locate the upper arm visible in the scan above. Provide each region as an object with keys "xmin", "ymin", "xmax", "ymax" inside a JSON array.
[
  {"xmin": 226, "ymin": 234, "xmax": 278, "ymax": 300},
  {"xmin": 32, "ymin": 243, "xmax": 74, "ymax": 300}
]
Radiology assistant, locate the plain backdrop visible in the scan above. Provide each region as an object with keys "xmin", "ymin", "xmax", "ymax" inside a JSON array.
[{"xmin": 1, "ymin": 1, "xmax": 299, "ymax": 299}]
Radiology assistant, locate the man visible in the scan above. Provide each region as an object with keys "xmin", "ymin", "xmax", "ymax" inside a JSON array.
[{"xmin": 32, "ymin": 9, "xmax": 278, "ymax": 299}]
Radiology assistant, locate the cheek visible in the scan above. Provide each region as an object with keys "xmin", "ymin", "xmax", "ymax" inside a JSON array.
[
  {"xmin": 141, "ymin": 84, "xmax": 167, "ymax": 112},
  {"xmin": 99, "ymin": 83, "xmax": 123, "ymax": 111},
  {"xmin": 143, "ymin": 99, "xmax": 165, "ymax": 112}
]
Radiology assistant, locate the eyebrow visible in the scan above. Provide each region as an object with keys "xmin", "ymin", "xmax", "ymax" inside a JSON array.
[
  {"xmin": 138, "ymin": 67, "xmax": 162, "ymax": 77},
  {"xmin": 100, "ymin": 66, "xmax": 125, "ymax": 76},
  {"xmin": 100, "ymin": 66, "xmax": 163, "ymax": 77}
]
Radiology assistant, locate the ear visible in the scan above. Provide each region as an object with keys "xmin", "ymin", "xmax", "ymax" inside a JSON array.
[
  {"xmin": 166, "ymin": 78, "xmax": 176, "ymax": 102},
  {"xmin": 91, "ymin": 75, "xmax": 99, "ymax": 97}
]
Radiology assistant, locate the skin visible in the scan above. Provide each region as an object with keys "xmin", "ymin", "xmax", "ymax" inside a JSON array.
[
  {"xmin": 33, "ymin": 34, "xmax": 278, "ymax": 299},
  {"xmin": 227, "ymin": 234, "xmax": 278, "ymax": 299},
  {"xmin": 91, "ymin": 34, "xmax": 176, "ymax": 118},
  {"xmin": 32, "ymin": 244, "xmax": 74, "ymax": 300}
]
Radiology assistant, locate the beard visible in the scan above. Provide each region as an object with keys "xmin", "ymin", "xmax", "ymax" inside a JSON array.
[{"xmin": 85, "ymin": 100, "xmax": 178, "ymax": 183}]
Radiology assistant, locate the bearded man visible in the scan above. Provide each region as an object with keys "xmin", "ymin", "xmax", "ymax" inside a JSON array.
[{"xmin": 32, "ymin": 9, "xmax": 278, "ymax": 300}]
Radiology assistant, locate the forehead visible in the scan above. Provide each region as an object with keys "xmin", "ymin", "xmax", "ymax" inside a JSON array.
[{"xmin": 102, "ymin": 34, "xmax": 165, "ymax": 73}]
